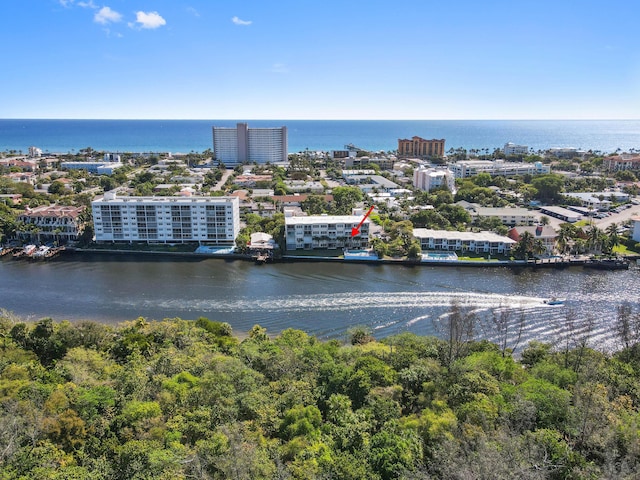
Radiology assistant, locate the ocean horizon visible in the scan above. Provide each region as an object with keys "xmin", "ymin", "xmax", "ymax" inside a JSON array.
[{"xmin": 2, "ymin": 118, "xmax": 640, "ymax": 156}]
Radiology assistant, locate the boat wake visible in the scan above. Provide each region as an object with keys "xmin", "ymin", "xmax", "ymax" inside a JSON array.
[{"xmin": 130, "ymin": 291, "xmax": 546, "ymax": 314}]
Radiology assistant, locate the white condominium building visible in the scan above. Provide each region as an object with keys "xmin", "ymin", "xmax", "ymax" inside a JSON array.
[
  {"xmin": 285, "ymin": 214, "xmax": 370, "ymax": 251},
  {"xmin": 413, "ymin": 166, "xmax": 456, "ymax": 193},
  {"xmin": 413, "ymin": 228, "xmax": 516, "ymax": 255},
  {"xmin": 92, "ymin": 192, "xmax": 240, "ymax": 244},
  {"xmin": 212, "ymin": 122, "xmax": 288, "ymax": 166},
  {"xmin": 451, "ymin": 160, "xmax": 550, "ymax": 178},
  {"xmin": 503, "ymin": 143, "xmax": 529, "ymax": 156},
  {"xmin": 467, "ymin": 206, "xmax": 537, "ymax": 226}
]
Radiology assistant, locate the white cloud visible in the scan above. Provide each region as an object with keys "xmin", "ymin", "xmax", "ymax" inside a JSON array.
[
  {"xmin": 94, "ymin": 6, "xmax": 122, "ymax": 24},
  {"xmin": 133, "ymin": 11, "xmax": 167, "ymax": 29},
  {"xmin": 232, "ymin": 16, "xmax": 252, "ymax": 26},
  {"xmin": 186, "ymin": 7, "xmax": 200, "ymax": 17},
  {"xmin": 60, "ymin": 0, "xmax": 97, "ymax": 8}
]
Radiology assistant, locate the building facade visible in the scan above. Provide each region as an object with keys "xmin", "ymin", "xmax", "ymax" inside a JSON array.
[
  {"xmin": 285, "ymin": 214, "xmax": 370, "ymax": 251},
  {"xmin": 413, "ymin": 166, "xmax": 456, "ymax": 192},
  {"xmin": 603, "ymin": 154, "xmax": 640, "ymax": 172},
  {"xmin": 465, "ymin": 206, "xmax": 537, "ymax": 226},
  {"xmin": 503, "ymin": 143, "xmax": 529, "ymax": 156},
  {"xmin": 212, "ymin": 123, "xmax": 288, "ymax": 166},
  {"xmin": 451, "ymin": 160, "xmax": 550, "ymax": 178},
  {"xmin": 412, "ymin": 228, "xmax": 516, "ymax": 255},
  {"xmin": 507, "ymin": 225, "xmax": 558, "ymax": 254},
  {"xmin": 92, "ymin": 193, "xmax": 240, "ymax": 244},
  {"xmin": 398, "ymin": 136, "xmax": 445, "ymax": 158},
  {"xmin": 17, "ymin": 205, "xmax": 85, "ymax": 244},
  {"xmin": 61, "ymin": 161, "xmax": 122, "ymax": 175}
]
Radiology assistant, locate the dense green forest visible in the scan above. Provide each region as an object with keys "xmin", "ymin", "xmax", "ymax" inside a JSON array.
[{"xmin": 1, "ymin": 308, "xmax": 640, "ymax": 479}]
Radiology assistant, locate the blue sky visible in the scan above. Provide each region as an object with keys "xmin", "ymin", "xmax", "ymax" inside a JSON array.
[{"xmin": 1, "ymin": 0, "xmax": 639, "ymax": 120}]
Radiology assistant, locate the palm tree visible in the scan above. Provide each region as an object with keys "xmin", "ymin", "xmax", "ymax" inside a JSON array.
[
  {"xmin": 605, "ymin": 223, "xmax": 620, "ymax": 254},
  {"xmin": 556, "ymin": 227, "xmax": 570, "ymax": 255},
  {"xmin": 587, "ymin": 225, "xmax": 603, "ymax": 254},
  {"xmin": 513, "ymin": 230, "xmax": 535, "ymax": 259},
  {"xmin": 533, "ymin": 239, "xmax": 547, "ymax": 257}
]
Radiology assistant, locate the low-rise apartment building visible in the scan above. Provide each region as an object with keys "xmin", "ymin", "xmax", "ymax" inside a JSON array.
[
  {"xmin": 465, "ymin": 206, "xmax": 536, "ymax": 226},
  {"xmin": 413, "ymin": 228, "xmax": 516, "ymax": 255},
  {"xmin": 503, "ymin": 143, "xmax": 529, "ymax": 156},
  {"xmin": 92, "ymin": 192, "xmax": 240, "ymax": 244},
  {"xmin": 285, "ymin": 213, "xmax": 370, "ymax": 251},
  {"xmin": 61, "ymin": 161, "xmax": 122, "ymax": 175},
  {"xmin": 451, "ymin": 160, "xmax": 550, "ymax": 178},
  {"xmin": 603, "ymin": 154, "xmax": 640, "ymax": 172},
  {"xmin": 17, "ymin": 205, "xmax": 86, "ymax": 244},
  {"xmin": 413, "ymin": 166, "xmax": 456, "ymax": 192}
]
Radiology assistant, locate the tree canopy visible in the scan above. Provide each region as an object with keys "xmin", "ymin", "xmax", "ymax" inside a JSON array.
[{"xmin": 1, "ymin": 310, "xmax": 640, "ymax": 479}]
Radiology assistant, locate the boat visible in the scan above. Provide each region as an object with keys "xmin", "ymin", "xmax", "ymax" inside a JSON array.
[
  {"xmin": 13, "ymin": 244, "xmax": 36, "ymax": 258},
  {"xmin": 31, "ymin": 246, "xmax": 51, "ymax": 259},
  {"xmin": 583, "ymin": 258, "xmax": 630, "ymax": 270},
  {"xmin": 544, "ymin": 297, "xmax": 565, "ymax": 306}
]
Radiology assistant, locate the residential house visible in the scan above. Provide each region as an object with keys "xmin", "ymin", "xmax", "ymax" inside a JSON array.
[{"xmin": 508, "ymin": 225, "xmax": 558, "ymax": 254}]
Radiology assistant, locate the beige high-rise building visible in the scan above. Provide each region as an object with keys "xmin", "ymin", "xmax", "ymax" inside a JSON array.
[{"xmin": 398, "ymin": 136, "xmax": 445, "ymax": 158}]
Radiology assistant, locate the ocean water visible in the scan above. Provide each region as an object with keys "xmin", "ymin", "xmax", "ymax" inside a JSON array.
[{"xmin": 1, "ymin": 119, "xmax": 640, "ymax": 155}]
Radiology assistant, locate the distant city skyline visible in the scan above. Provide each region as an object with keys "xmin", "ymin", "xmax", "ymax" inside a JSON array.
[{"xmin": 2, "ymin": 0, "xmax": 639, "ymax": 120}]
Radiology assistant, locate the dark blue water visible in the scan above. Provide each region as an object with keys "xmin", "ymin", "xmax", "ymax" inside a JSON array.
[
  {"xmin": 1, "ymin": 254, "xmax": 637, "ymax": 351},
  {"xmin": 1, "ymin": 119, "xmax": 639, "ymax": 155}
]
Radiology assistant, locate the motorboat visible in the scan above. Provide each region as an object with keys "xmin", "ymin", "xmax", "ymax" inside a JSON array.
[{"xmin": 544, "ymin": 297, "xmax": 565, "ymax": 306}]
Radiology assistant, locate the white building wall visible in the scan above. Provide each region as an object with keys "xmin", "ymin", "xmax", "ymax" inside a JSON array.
[
  {"xmin": 92, "ymin": 194, "xmax": 240, "ymax": 244},
  {"xmin": 285, "ymin": 215, "xmax": 370, "ymax": 250},
  {"xmin": 213, "ymin": 124, "xmax": 287, "ymax": 166},
  {"xmin": 248, "ymin": 127, "xmax": 287, "ymax": 164},
  {"xmin": 212, "ymin": 127, "xmax": 239, "ymax": 165}
]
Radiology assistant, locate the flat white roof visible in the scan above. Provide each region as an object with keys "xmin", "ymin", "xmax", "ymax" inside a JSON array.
[
  {"xmin": 471, "ymin": 207, "xmax": 535, "ymax": 216},
  {"xmin": 285, "ymin": 215, "xmax": 368, "ymax": 225},
  {"xmin": 413, "ymin": 228, "xmax": 516, "ymax": 243},
  {"xmin": 93, "ymin": 195, "xmax": 237, "ymax": 204}
]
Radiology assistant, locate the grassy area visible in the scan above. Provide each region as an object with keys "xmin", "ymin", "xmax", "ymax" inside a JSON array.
[
  {"xmin": 613, "ymin": 244, "xmax": 640, "ymax": 256},
  {"xmin": 573, "ymin": 219, "xmax": 592, "ymax": 228}
]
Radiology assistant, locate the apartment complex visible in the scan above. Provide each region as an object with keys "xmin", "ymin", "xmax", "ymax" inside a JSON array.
[
  {"xmin": 470, "ymin": 206, "xmax": 536, "ymax": 226},
  {"xmin": 503, "ymin": 142, "xmax": 529, "ymax": 156},
  {"xmin": 284, "ymin": 214, "xmax": 370, "ymax": 251},
  {"xmin": 413, "ymin": 228, "xmax": 516, "ymax": 255},
  {"xmin": 17, "ymin": 205, "xmax": 86, "ymax": 244},
  {"xmin": 413, "ymin": 166, "xmax": 456, "ymax": 192},
  {"xmin": 603, "ymin": 154, "xmax": 640, "ymax": 172},
  {"xmin": 398, "ymin": 136, "xmax": 445, "ymax": 158},
  {"xmin": 92, "ymin": 193, "xmax": 240, "ymax": 244},
  {"xmin": 212, "ymin": 123, "xmax": 288, "ymax": 166},
  {"xmin": 451, "ymin": 160, "xmax": 550, "ymax": 178}
]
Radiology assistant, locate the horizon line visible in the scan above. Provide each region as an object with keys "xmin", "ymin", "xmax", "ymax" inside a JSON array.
[{"xmin": 2, "ymin": 117, "xmax": 640, "ymax": 122}]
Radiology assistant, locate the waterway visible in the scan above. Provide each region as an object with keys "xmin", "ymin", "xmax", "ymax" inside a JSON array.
[{"xmin": 1, "ymin": 253, "xmax": 637, "ymax": 352}]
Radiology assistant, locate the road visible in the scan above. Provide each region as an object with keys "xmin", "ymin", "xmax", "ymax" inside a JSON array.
[{"xmin": 212, "ymin": 169, "xmax": 234, "ymax": 191}]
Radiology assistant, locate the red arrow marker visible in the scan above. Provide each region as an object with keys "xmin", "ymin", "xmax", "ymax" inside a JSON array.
[{"xmin": 351, "ymin": 205, "xmax": 375, "ymax": 237}]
